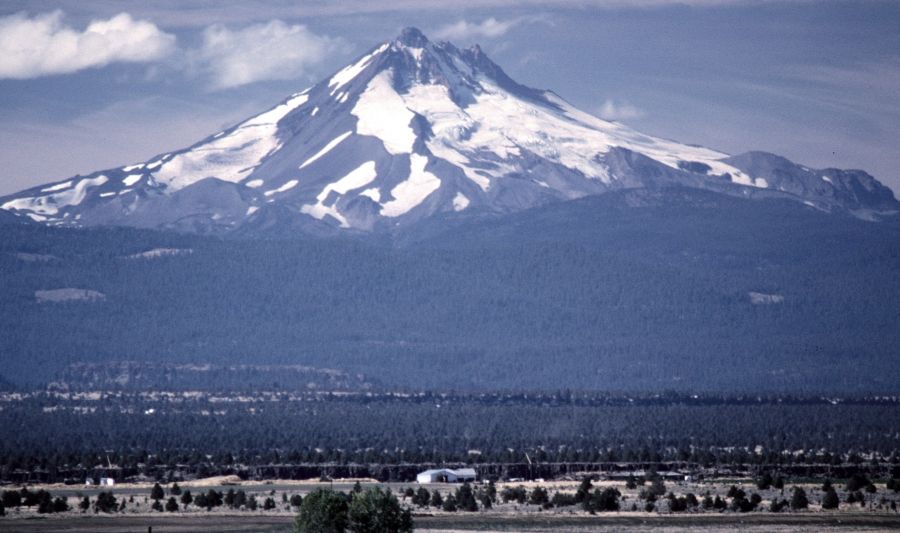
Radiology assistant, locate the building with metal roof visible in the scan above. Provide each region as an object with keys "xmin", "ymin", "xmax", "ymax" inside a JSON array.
[{"xmin": 416, "ymin": 468, "xmax": 477, "ymax": 484}]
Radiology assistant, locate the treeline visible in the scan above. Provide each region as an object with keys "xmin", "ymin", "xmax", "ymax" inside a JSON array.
[
  {"xmin": 1, "ymin": 487, "xmax": 69, "ymax": 515},
  {"xmin": 0, "ymin": 483, "xmax": 292, "ymax": 515},
  {"xmin": 146, "ymin": 482, "xmax": 288, "ymax": 513},
  {"xmin": 1, "ymin": 393, "xmax": 899, "ymax": 483}
]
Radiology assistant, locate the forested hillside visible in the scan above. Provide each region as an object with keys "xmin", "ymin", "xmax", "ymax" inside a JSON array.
[
  {"xmin": 1, "ymin": 188, "xmax": 898, "ymax": 392},
  {"xmin": 2, "ymin": 392, "xmax": 899, "ymax": 482}
]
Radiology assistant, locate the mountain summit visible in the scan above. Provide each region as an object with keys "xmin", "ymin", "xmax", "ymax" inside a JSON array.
[{"xmin": 2, "ymin": 28, "xmax": 897, "ymax": 233}]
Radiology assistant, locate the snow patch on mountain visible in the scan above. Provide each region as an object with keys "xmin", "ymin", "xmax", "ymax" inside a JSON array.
[
  {"xmin": 41, "ymin": 181, "xmax": 72, "ymax": 193},
  {"xmin": 3, "ymin": 175, "xmax": 108, "ymax": 216},
  {"xmin": 406, "ymin": 74, "xmax": 677, "ymax": 188},
  {"xmin": 153, "ymin": 92, "xmax": 310, "ymax": 191},
  {"xmin": 453, "ymin": 192, "xmax": 470, "ymax": 211},
  {"xmin": 15, "ymin": 252, "xmax": 57, "ymax": 262},
  {"xmin": 352, "ymin": 71, "xmax": 416, "ymax": 155},
  {"xmin": 301, "ymin": 161, "xmax": 378, "ymax": 227},
  {"xmin": 542, "ymin": 92, "xmax": 756, "ymax": 186},
  {"xmin": 126, "ymin": 248, "xmax": 193, "ymax": 260},
  {"xmin": 330, "ymin": 43, "xmax": 389, "ymax": 94},
  {"xmin": 35, "ymin": 288, "xmax": 105, "ymax": 303},
  {"xmin": 299, "ymin": 131, "xmax": 353, "ymax": 170},
  {"xmin": 360, "ymin": 188, "xmax": 381, "ymax": 202},
  {"xmin": 381, "ymin": 154, "xmax": 440, "ymax": 217},
  {"xmin": 403, "ymin": 83, "xmax": 491, "ymax": 191},
  {"xmin": 264, "ymin": 179, "xmax": 298, "ymax": 197},
  {"xmin": 749, "ymin": 292, "xmax": 784, "ymax": 305}
]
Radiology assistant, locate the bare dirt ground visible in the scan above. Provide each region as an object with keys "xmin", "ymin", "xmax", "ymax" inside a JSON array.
[{"xmin": 2, "ymin": 513, "xmax": 900, "ymax": 533}]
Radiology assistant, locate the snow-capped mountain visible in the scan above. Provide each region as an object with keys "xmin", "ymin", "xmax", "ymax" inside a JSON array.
[{"xmin": 2, "ymin": 27, "xmax": 897, "ymax": 233}]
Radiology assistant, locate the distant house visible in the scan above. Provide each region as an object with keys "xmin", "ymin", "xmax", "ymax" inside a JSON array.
[
  {"xmin": 99, "ymin": 477, "xmax": 115, "ymax": 486},
  {"xmin": 416, "ymin": 468, "xmax": 476, "ymax": 484}
]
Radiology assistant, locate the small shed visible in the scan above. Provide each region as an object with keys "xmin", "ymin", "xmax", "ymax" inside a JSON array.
[
  {"xmin": 416, "ymin": 468, "xmax": 476, "ymax": 484},
  {"xmin": 99, "ymin": 477, "xmax": 115, "ymax": 486}
]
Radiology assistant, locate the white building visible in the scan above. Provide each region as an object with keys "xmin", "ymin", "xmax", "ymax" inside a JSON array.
[
  {"xmin": 416, "ymin": 468, "xmax": 477, "ymax": 484},
  {"xmin": 99, "ymin": 477, "xmax": 115, "ymax": 486}
]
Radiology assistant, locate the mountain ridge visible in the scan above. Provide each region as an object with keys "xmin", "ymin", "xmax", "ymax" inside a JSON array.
[{"xmin": 1, "ymin": 27, "xmax": 897, "ymax": 234}]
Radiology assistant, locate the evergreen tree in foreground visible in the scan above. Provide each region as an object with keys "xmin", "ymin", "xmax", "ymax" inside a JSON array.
[
  {"xmin": 430, "ymin": 490, "xmax": 443, "ymax": 508},
  {"xmin": 529, "ymin": 486, "xmax": 549, "ymax": 507},
  {"xmin": 412, "ymin": 487, "xmax": 430, "ymax": 507},
  {"xmin": 348, "ymin": 487, "xmax": 413, "ymax": 533},
  {"xmin": 95, "ymin": 492, "xmax": 118, "ymax": 513},
  {"xmin": 455, "ymin": 483, "xmax": 479, "ymax": 512},
  {"xmin": 294, "ymin": 487, "xmax": 415, "ymax": 533},
  {"xmin": 52, "ymin": 497, "xmax": 69, "ymax": 513},
  {"xmin": 294, "ymin": 489, "xmax": 349, "ymax": 533},
  {"xmin": 590, "ymin": 487, "xmax": 621, "ymax": 512},
  {"xmin": 822, "ymin": 488, "xmax": 840, "ymax": 510},
  {"xmin": 442, "ymin": 492, "xmax": 458, "ymax": 512},
  {"xmin": 790, "ymin": 487, "xmax": 809, "ymax": 510},
  {"xmin": 166, "ymin": 497, "xmax": 179, "ymax": 512},
  {"xmin": 575, "ymin": 477, "xmax": 593, "ymax": 504}
]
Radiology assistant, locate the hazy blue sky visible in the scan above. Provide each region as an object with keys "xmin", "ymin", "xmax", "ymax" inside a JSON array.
[{"xmin": 1, "ymin": 0, "xmax": 898, "ymax": 194}]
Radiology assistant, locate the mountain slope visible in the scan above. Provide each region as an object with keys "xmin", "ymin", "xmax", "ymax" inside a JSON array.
[
  {"xmin": 2, "ymin": 27, "xmax": 896, "ymax": 233},
  {"xmin": 2, "ymin": 190, "xmax": 899, "ymax": 392}
]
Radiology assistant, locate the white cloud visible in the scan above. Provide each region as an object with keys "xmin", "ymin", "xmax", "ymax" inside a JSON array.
[
  {"xmin": 434, "ymin": 17, "xmax": 523, "ymax": 41},
  {"xmin": 193, "ymin": 20, "xmax": 345, "ymax": 90},
  {"xmin": 0, "ymin": 11, "xmax": 175, "ymax": 79},
  {"xmin": 598, "ymin": 99, "xmax": 645, "ymax": 121}
]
